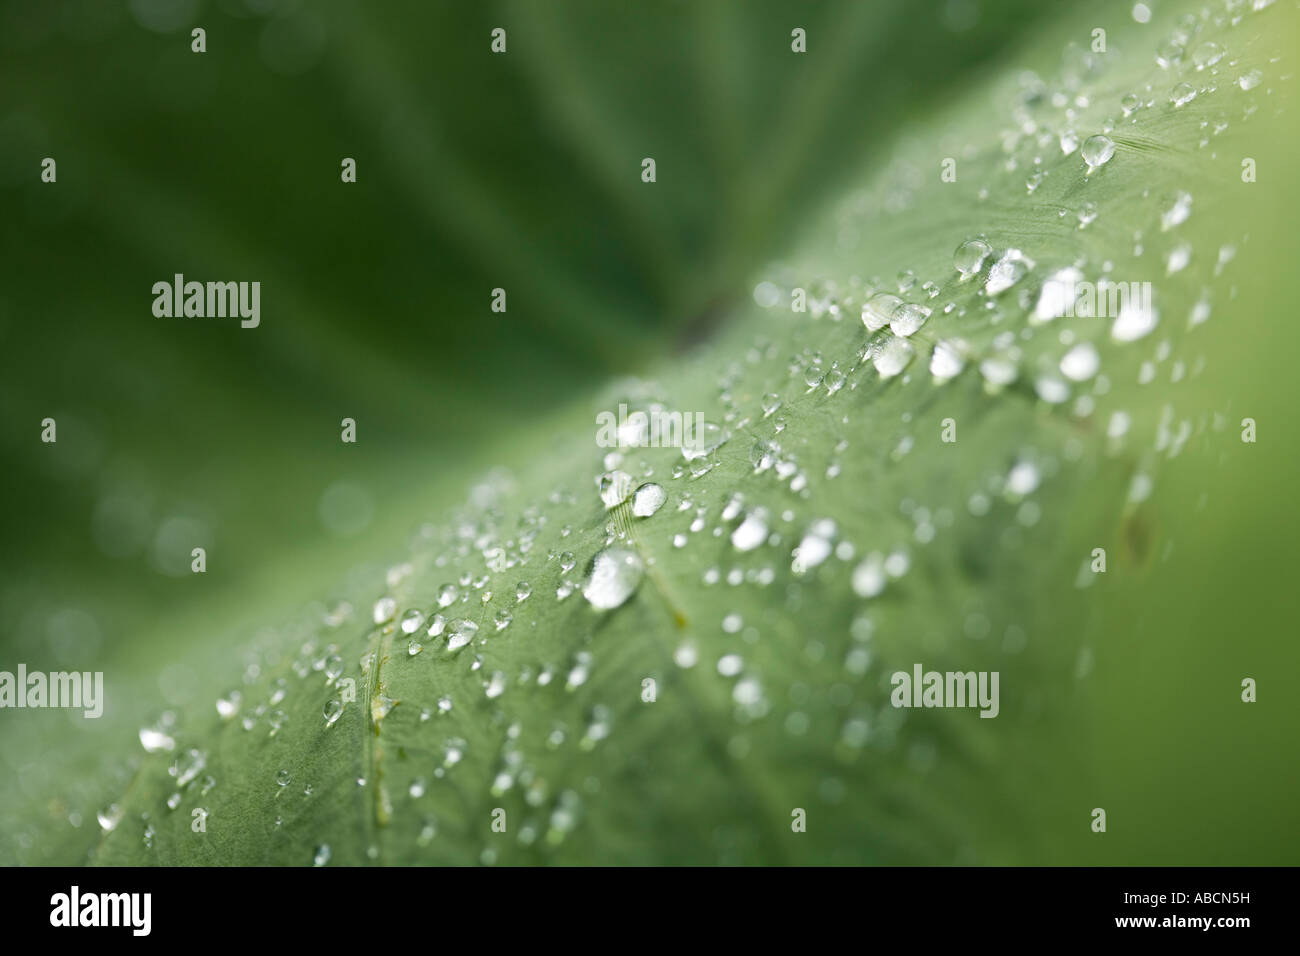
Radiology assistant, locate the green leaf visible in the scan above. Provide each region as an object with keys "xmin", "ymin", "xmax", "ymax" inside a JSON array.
[{"xmin": 6, "ymin": 0, "xmax": 1298, "ymax": 865}]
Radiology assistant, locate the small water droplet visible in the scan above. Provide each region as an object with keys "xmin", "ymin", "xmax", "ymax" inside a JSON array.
[
  {"xmin": 1007, "ymin": 461, "xmax": 1041, "ymax": 497},
  {"xmin": 1191, "ymin": 41, "xmax": 1223, "ymax": 70},
  {"xmin": 313, "ymin": 844, "xmax": 331, "ymax": 867},
  {"xmin": 447, "ymin": 619, "xmax": 478, "ymax": 651},
  {"xmin": 139, "ymin": 726, "xmax": 176, "ymax": 754},
  {"xmin": 1111, "ymin": 299, "xmax": 1160, "ymax": 342},
  {"xmin": 582, "ymin": 547, "xmax": 644, "ymax": 611},
  {"xmin": 1238, "ymin": 69, "xmax": 1263, "ymax": 91},
  {"xmin": 1161, "ymin": 191, "xmax": 1193, "ymax": 230},
  {"xmin": 97, "ymin": 804, "xmax": 123, "ymax": 832},
  {"xmin": 1169, "ymin": 82, "xmax": 1197, "ymax": 107},
  {"xmin": 985, "ymin": 249, "xmax": 1034, "ymax": 295},
  {"xmin": 323, "ymin": 697, "xmax": 343, "ymax": 726},
  {"xmin": 681, "ymin": 421, "xmax": 727, "ymax": 461},
  {"xmin": 731, "ymin": 508, "xmax": 769, "ymax": 552},
  {"xmin": 372, "ymin": 596, "xmax": 397, "ymax": 624},
  {"xmin": 1060, "ymin": 342, "xmax": 1100, "ymax": 381},
  {"xmin": 792, "ymin": 519, "xmax": 836, "ymax": 574},
  {"xmin": 930, "ymin": 339, "xmax": 966, "ymax": 381},
  {"xmin": 215, "ymin": 690, "xmax": 241, "ymax": 720},
  {"xmin": 276, "ymin": 769, "xmax": 292, "ymax": 787},
  {"xmin": 870, "ymin": 335, "xmax": 915, "ymax": 379},
  {"xmin": 324, "ymin": 656, "xmax": 345, "ymax": 682}
]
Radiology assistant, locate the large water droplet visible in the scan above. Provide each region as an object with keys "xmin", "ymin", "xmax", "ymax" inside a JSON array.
[
  {"xmin": 631, "ymin": 482, "xmax": 666, "ymax": 517},
  {"xmin": 862, "ymin": 293, "xmax": 902, "ymax": 332},
  {"xmin": 1081, "ymin": 134, "xmax": 1115, "ymax": 170},
  {"xmin": 598, "ymin": 470, "xmax": 635, "ymax": 508},
  {"xmin": 890, "ymin": 303, "xmax": 931, "ymax": 337},
  {"xmin": 953, "ymin": 238, "xmax": 992, "ymax": 278}
]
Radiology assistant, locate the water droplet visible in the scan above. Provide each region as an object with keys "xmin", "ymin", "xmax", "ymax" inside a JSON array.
[
  {"xmin": 276, "ymin": 769, "xmax": 292, "ymax": 787},
  {"xmin": 1169, "ymin": 82, "xmax": 1197, "ymax": 107},
  {"xmin": 215, "ymin": 690, "xmax": 241, "ymax": 720},
  {"xmin": 313, "ymin": 844, "xmax": 331, "ymax": 867},
  {"xmin": 852, "ymin": 553, "xmax": 887, "ymax": 598},
  {"xmin": 1111, "ymin": 299, "xmax": 1160, "ymax": 342},
  {"xmin": 494, "ymin": 609, "xmax": 513, "ymax": 631},
  {"xmin": 953, "ymin": 239, "xmax": 992, "ymax": 278},
  {"xmin": 1035, "ymin": 376, "xmax": 1070, "ymax": 404},
  {"xmin": 372, "ymin": 596, "xmax": 396, "ymax": 624},
  {"xmin": 862, "ymin": 293, "xmax": 902, "ymax": 331},
  {"xmin": 1006, "ymin": 461, "xmax": 1041, "ymax": 497},
  {"xmin": 1120, "ymin": 92, "xmax": 1140, "ymax": 115},
  {"xmin": 559, "ymin": 551, "xmax": 576, "ymax": 572},
  {"xmin": 268, "ymin": 709, "xmax": 287, "ymax": 735},
  {"xmin": 582, "ymin": 547, "xmax": 644, "ymax": 611},
  {"xmin": 984, "ymin": 248, "xmax": 1034, "ymax": 295},
  {"xmin": 1238, "ymin": 69, "xmax": 1263, "ymax": 91},
  {"xmin": 437, "ymin": 584, "xmax": 458, "ymax": 608},
  {"xmin": 324, "ymin": 656, "xmax": 344, "ymax": 682},
  {"xmin": 681, "ymin": 421, "xmax": 727, "ymax": 461},
  {"xmin": 97, "ymin": 804, "xmax": 123, "ymax": 832},
  {"xmin": 1166, "ymin": 243, "xmax": 1191, "ymax": 275},
  {"xmin": 792, "ymin": 519, "xmax": 836, "ymax": 574},
  {"xmin": 399, "ymin": 609, "xmax": 425, "ymax": 634},
  {"xmin": 760, "ymin": 393, "xmax": 782, "ymax": 417},
  {"xmin": 1191, "ymin": 41, "xmax": 1223, "ymax": 70},
  {"xmin": 1060, "ymin": 342, "xmax": 1100, "ymax": 381},
  {"xmin": 631, "ymin": 482, "xmax": 666, "ymax": 517},
  {"xmin": 425, "ymin": 613, "xmax": 446, "ymax": 637},
  {"xmin": 750, "ymin": 438, "xmax": 780, "ymax": 472},
  {"xmin": 139, "ymin": 726, "xmax": 176, "ymax": 754},
  {"xmin": 870, "ymin": 335, "xmax": 915, "ymax": 379},
  {"xmin": 171, "ymin": 748, "xmax": 206, "ymax": 787},
  {"xmin": 979, "ymin": 355, "xmax": 1019, "ymax": 386},
  {"xmin": 323, "ymin": 697, "xmax": 343, "ymax": 727},
  {"xmin": 447, "ymin": 619, "xmax": 478, "ymax": 651},
  {"xmin": 598, "ymin": 470, "xmax": 635, "ymax": 508},
  {"xmin": 1081, "ymin": 134, "xmax": 1115, "ymax": 171},
  {"xmin": 890, "ymin": 303, "xmax": 931, "ymax": 337},
  {"xmin": 731, "ymin": 508, "xmax": 770, "ymax": 552},
  {"xmin": 1161, "ymin": 191, "xmax": 1193, "ymax": 230}
]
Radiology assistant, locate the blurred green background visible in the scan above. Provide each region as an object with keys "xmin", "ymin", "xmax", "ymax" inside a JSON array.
[{"xmin": 0, "ymin": 0, "xmax": 1062, "ymax": 686}]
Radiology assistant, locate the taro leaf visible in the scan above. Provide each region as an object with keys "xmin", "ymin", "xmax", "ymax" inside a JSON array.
[{"xmin": 5, "ymin": 0, "xmax": 1299, "ymax": 865}]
